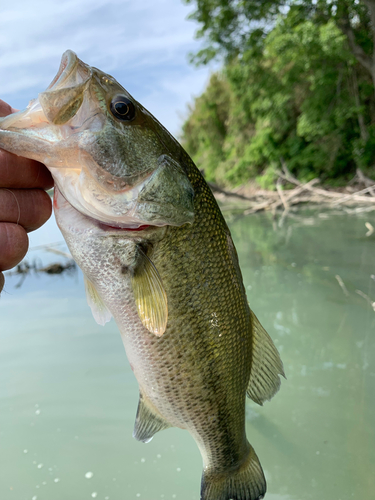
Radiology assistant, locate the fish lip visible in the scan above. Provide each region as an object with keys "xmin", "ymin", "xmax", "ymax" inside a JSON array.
[
  {"xmin": 97, "ymin": 222, "xmax": 153, "ymax": 232},
  {"xmin": 46, "ymin": 50, "xmax": 78, "ymax": 90},
  {"xmin": 0, "ymin": 51, "xmax": 87, "ymax": 144}
]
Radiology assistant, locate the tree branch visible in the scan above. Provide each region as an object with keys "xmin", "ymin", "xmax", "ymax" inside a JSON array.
[
  {"xmin": 363, "ymin": 0, "xmax": 375, "ymax": 43},
  {"xmin": 340, "ymin": 21, "xmax": 372, "ymax": 73}
]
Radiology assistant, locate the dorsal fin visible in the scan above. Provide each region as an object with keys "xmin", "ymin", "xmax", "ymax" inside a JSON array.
[
  {"xmin": 247, "ymin": 310, "xmax": 285, "ymax": 406},
  {"xmin": 133, "ymin": 392, "xmax": 171, "ymax": 443}
]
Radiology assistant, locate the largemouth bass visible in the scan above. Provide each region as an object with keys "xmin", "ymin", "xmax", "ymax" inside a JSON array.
[{"xmin": 0, "ymin": 51, "xmax": 284, "ymax": 500}]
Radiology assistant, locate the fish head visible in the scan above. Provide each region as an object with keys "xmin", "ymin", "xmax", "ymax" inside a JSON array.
[{"xmin": 0, "ymin": 50, "xmax": 194, "ymax": 228}]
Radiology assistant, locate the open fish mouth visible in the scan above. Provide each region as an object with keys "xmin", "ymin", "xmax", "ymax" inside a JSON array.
[
  {"xmin": 46, "ymin": 50, "xmax": 86, "ymax": 90},
  {"xmin": 0, "ymin": 51, "xmax": 91, "ymax": 133}
]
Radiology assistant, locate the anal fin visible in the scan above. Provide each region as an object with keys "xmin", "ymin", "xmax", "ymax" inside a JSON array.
[
  {"xmin": 133, "ymin": 392, "xmax": 171, "ymax": 443},
  {"xmin": 247, "ymin": 310, "xmax": 285, "ymax": 405}
]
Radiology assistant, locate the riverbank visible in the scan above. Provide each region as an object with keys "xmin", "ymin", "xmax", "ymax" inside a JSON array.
[{"xmin": 209, "ymin": 167, "xmax": 375, "ymax": 218}]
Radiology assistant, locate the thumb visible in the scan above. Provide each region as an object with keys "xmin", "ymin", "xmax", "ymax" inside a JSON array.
[{"xmin": 0, "ymin": 272, "xmax": 4, "ymax": 293}]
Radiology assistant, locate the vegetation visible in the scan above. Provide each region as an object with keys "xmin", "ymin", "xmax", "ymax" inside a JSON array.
[{"xmin": 182, "ymin": 0, "xmax": 375, "ymax": 187}]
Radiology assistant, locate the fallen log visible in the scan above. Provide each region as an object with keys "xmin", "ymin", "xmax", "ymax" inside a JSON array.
[{"xmin": 211, "ymin": 167, "xmax": 375, "ymax": 216}]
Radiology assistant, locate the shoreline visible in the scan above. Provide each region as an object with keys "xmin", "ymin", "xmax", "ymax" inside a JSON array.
[{"xmin": 209, "ymin": 167, "xmax": 375, "ymax": 216}]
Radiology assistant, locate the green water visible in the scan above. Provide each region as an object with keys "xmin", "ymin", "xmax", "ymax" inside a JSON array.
[{"xmin": 0, "ymin": 209, "xmax": 374, "ymax": 500}]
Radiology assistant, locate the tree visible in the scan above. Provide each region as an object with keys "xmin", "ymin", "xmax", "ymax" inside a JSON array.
[
  {"xmin": 184, "ymin": 0, "xmax": 290, "ymax": 63},
  {"xmin": 185, "ymin": 0, "xmax": 375, "ymax": 84},
  {"xmin": 182, "ymin": 1, "xmax": 375, "ymax": 185}
]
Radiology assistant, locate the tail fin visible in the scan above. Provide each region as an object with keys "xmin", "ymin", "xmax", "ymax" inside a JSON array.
[{"xmin": 200, "ymin": 445, "xmax": 266, "ymax": 500}]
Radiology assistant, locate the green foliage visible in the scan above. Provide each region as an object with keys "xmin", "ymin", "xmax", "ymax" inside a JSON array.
[
  {"xmin": 184, "ymin": 0, "xmax": 374, "ymax": 65},
  {"xmin": 182, "ymin": 1, "xmax": 375, "ymax": 186},
  {"xmin": 256, "ymin": 164, "xmax": 279, "ymax": 190},
  {"xmin": 181, "ymin": 73, "xmax": 231, "ymax": 181},
  {"xmin": 183, "ymin": 0, "xmax": 291, "ymax": 64}
]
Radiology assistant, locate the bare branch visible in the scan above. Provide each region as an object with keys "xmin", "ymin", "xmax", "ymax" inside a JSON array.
[{"xmin": 276, "ymin": 177, "xmax": 289, "ymax": 211}]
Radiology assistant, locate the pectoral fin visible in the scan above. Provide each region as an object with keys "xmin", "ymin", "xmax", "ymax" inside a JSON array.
[
  {"xmin": 133, "ymin": 392, "xmax": 171, "ymax": 443},
  {"xmin": 84, "ymin": 278, "xmax": 112, "ymax": 326},
  {"xmin": 247, "ymin": 310, "xmax": 285, "ymax": 405},
  {"xmin": 131, "ymin": 247, "xmax": 168, "ymax": 337}
]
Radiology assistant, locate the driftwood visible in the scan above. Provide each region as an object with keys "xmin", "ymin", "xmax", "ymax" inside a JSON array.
[
  {"xmin": 7, "ymin": 244, "xmax": 76, "ymax": 287},
  {"xmin": 355, "ymin": 168, "xmax": 375, "ymax": 196},
  {"xmin": 211, "ymin": 166, "xmax": 375, "ymax": 215},
  {"xmin": 38, "ymin": 262, "xmax": 76, "ymax": 274},
  {"xmin": 207, "ymin": 181, "xmax": 257, "ymax": 202}
]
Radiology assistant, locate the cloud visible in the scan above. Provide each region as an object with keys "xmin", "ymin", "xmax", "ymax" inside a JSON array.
[{"xmin": 0, "ymin": 0, "xmax": 210, "ymax": 133}]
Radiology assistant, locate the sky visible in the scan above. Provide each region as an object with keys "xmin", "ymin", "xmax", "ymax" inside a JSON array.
[{"xmin": 0, "ymin": 0, "xmax": 213, "ymax": 135}]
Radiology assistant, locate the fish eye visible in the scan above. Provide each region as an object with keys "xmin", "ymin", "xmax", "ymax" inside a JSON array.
[{"xmin": 110, "ymin": 96, "xmax": 136, "ymax": 121}]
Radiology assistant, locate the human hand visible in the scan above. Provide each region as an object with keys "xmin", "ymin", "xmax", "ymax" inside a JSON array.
[{"xmin": 0, "ymin": 99, "xmax": 54, "ymax": 293}]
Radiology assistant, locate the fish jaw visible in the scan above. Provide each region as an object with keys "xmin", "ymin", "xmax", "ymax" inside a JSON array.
[
  {"xmin": 0, "ymin": 98, "xmax": 97, "ymax": 170},
  {"xmin": 0, "ymin": 50, "xmax": 93, "ymax": 165},
  {"xmin": 0, "ymin": 51, "xmax": 103, "ymax": 172}
]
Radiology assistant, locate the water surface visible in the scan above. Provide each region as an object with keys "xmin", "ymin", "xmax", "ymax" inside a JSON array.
[{"xmin": 0, "ymin": 209, "xmax": 374, "ymax": 500}]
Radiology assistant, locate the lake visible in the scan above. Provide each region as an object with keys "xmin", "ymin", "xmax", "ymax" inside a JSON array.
[{"xmin": 0, "ymin": 208, "xmax": 374, "ymax": 500}]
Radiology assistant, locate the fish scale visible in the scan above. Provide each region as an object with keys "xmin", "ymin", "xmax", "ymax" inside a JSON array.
[{"xmin": 0, "ymin": 50, "xmax": 284, "ymax": 500}]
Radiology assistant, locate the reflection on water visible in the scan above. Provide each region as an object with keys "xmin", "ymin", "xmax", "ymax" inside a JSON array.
[{"xmin": 0, "ymin": 209, "xmax": 374, "ymax": 500}]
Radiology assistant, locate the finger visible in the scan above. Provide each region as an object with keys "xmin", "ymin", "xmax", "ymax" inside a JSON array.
[
  {"xmin": 0, "ymin": 271, "xmax": 4, "ymax": 293},
  {"xmin": 0, "ymin": 99, "xmax": 54, "ymax": 190},
  {"xmin": 0, "ymin": 150, "xmax": 54, "ymax": 190},
  {"xmin": 0, "ymin": 99, "xmax": 13, "ymax": 117},
  {"xmin": 0, "ymin": 188, "xmax": 52, "ymax": 232},
  {"xmin": 0, "ymin": 223, "xmax": 28, "ymax": 271}
]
